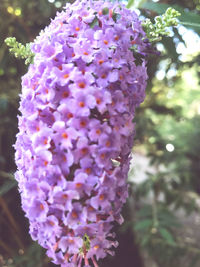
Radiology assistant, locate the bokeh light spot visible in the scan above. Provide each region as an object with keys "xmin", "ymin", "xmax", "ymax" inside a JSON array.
[
  {"xmin": 166, "ymin": 143, "xmax": 175, "ymax": 152},
  {"xmin": 7, "ymin": 6, "xmax": 14, "ymax": 14},
  {"xmin": 15, "ymin": 8, "xmax": 21, "ymax": 16},
  {"xmin": 55, "ymin": 1, "xmax": 62, "ymax": 8}
]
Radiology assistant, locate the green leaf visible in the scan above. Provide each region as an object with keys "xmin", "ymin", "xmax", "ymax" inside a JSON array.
[
  {"xmin": 142, "ymin": 2, "xmax": 174, "ymax": 14},
  {"xmin": 134, "ymin": 219, "xmax": 153, "ymax": 231},
  {"xmin": 127, "ymin": 0, "xmax": 135, "ymax": 9},
  {"xmin": 157, "ymin": 208, "xmax": 181, "ymax": 228},
  {"xmin": 12, "ymin": 242, "xmax": 44, "ymax": 267},
  {"xmin": 161, "ymin": 37, "xmax": 178, "ymax": 62},
  {"xmin": 0, "ymin": 180, "xmax": 17, "ymax": 196},
  {"xmin": 112, "ymin": 12, "xmax": 121, "ymax": 23},
  {"xmin": 141, "ymin": 234, "xmax": 151, "ymax": 246},
  {"xmin": 141, "ymin": 2, "xmax": 200, "ymax": 33},
  {"xmin": 0, "ymin": 97, "xmax": 8, "ymax": 113},
  {"xmin": 89, "ymin": 17, "xmax": 99, "ymax": 29},
  {"xmin": 102, "ymin": 7, "xmax": 109, "ymax": 15},
  {"xmin": 137, "ymin": 205, "xmax": 153, "ymax": 218},
  {"xmin": 159, "ymin": 227, "xmax": 176, "ymax": 245}
]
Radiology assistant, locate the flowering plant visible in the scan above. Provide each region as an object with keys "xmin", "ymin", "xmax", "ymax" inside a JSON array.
[{"xmin": 5, "ymin": 0, "xmax": 180, "ymax": 266}]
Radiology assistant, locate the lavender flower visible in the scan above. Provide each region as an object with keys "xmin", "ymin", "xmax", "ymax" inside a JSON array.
[{"xmin": 15, "ymin": 0, "xmax": 150, "ymax": 266}]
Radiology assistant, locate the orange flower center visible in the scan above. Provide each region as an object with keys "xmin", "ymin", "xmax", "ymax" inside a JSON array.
[
  {"xmin": 59, "ymin": 22, "xmax": 63, "ymax": 27},
  {"xmin": 85, "ymin": 168, "xmax": 91, "ymax": 174},
  {"xmin": 76, "ymin": 183, "xmax": 82, "ymax": 188},
  {"xmin": 67, "ymin": 113, "xmax": 73, "ymax": 119},
  {"xmin": 62, "ymin": 194, "xmax": 68, "ymax": 199},
  {"xmin": 62, "ymin": 91, "xmax": 69, "ymax": 98},
  {"xmin": 79, "ymin": 101, "xmax": 85, "ymax": 108},
  {"xmin": 63, "ymin": 74, "xmax": 69, "ymax": 79},
  {"xmin": 96, "ymin": 98, "xmax": 101, "ymax": 104},
  {"xmin": 89, "ymin": 206, "xmax": 94, "ymax": 212},
  {"xmin": 94, "ymin": 245, "xmax": 100, "ymax": 250},
  {"xmin": 100, "ymin": 153, "xmax": 105, "ymax": 159},
  {"xmin": 106, "ymin": 141, "xmax": 111, "ymax": 147},
  {"xmin": 62, "ymin": 133, "xmax": 68, "ymax": 139},
  {"xmin": 103, "ymin": 40, "xmax": 108, "ymax": 45},
  {"xmin": 78, "ymin": 82, "xmax": 86, "ymax": 89},
  {"xmin": 101, "ymin": 74, "xmax": 106, "ymax": 79},
  {"xmin": 40, "ymin": 204, "xmax": 44, "ymax": 210},
  {"xmin": 72, "ymin": 211, "xmax": 78, "ymax": 219},
  {"xmin": 99, "ymin": 194, "xmax": 104, "ymax": 200},
  {"xmin": 80, "ymin": 121, "xmax": 86, "ymax": 127},
  {"xmin": 81, "ymin": 148, "xmax": 88, "ymax": 154},
  {"xmin": 44, "ymin": 138, "xmax": 48, "ymax": 145},
  {"xmin": 96, "ymin": 129, "xmax": 101, "ymax": 135}
]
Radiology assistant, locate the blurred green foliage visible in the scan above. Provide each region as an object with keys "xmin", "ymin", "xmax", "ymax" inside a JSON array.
[
  {"xmin": 130, "ymin": 1, "xmax": 200, "ymax": 266},
  {"xmin": 0, "ymin": 0, "xmax": 200, "ymax": 267}
]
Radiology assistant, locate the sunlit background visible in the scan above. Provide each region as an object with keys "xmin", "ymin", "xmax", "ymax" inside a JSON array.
[{"xmin": 0, "ymin": 0, "xmax": 200, "ymax": 266}]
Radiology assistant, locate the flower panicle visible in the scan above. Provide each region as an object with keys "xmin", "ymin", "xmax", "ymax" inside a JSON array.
[{"xmin": 14, "ymin": 0, "xmax": 151, "ymax": 266}]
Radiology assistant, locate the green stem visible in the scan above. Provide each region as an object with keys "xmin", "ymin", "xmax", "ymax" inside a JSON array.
[
  {"xmin": 180, "ymin": 21, "xmax": 200, "ymax": 27},
  {"xmin": 153, "ymin": 238, "xmax": 200, "ymax": 254},
  {"xmin": 152, "ymin": 191, "xmax": 159, "ymax": 229}
]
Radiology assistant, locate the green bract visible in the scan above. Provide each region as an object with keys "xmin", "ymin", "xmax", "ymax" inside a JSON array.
[
  {"xmin": 4, "ymin": 37, "xmax": 34, "ymax": 65},
  {"xmin": 142, "ymin": 7, "xmax": 181, "ymax": 42}
]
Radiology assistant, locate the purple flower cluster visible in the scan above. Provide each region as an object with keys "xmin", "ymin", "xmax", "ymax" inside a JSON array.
[{"xmin": 15, "ymin": 0, "xmax": 149, "ymax": 266}]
